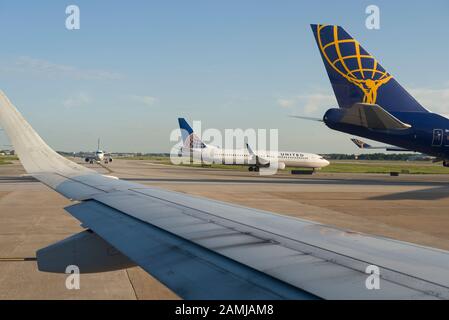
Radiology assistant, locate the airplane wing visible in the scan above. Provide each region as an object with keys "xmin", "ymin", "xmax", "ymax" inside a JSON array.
[
  {"xmin": 2, "ymin": 90, "xmax": 449, "ymax": 299},
  {"xmin": 82, "ymin": 153, "xmax": 95, "ymax": 160},
  {"xmin": 351, "ymin": 138, "xmax": 411, "ymax": 152}
]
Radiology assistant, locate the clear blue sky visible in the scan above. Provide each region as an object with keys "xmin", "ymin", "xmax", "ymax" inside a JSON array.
[{"xmin": 0, "ymin": 1, "xmax": 448, "ymax": 153}]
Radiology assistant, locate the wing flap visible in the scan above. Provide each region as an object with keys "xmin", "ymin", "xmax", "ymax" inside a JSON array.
[
  {"xmin": 81, "ymin": 187, "xmax": 449, "ymax": 299},
  {"xmin": 66, "ymin": 200, "xmax": 317, "ymax": 300}
]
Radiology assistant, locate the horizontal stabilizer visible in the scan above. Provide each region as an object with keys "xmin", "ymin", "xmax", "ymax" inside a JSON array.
[
  {"xmin": 335, "ymin": 103, "xmax": 411, "ymax": 130},
  {"xmin": 289, "ymin": 115, "xmax": 324, "ymax": 122}
]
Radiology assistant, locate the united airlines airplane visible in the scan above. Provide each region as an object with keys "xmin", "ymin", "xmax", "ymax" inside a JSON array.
[
  {"xmin": 295, "ymin": 24, "xmax": 449, "ymax": 167},
  {"xmin": 178, "ymin": 118, "xmax": 329, "ymax": 171}
]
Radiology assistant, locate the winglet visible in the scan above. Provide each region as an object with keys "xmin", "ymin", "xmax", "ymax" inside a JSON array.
[
  {"xmin": 246, "ymin": 143, "xmax": 256, "ymax": 156},
  {"xmin": 0, "ymin": 90, "xmax": 92, "ymax": 175}
]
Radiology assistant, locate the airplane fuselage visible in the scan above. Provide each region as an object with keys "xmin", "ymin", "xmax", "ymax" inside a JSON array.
[
  {"xmin": 182, "ymin": 146, "xmax": 329, "ymax": 169},
  {"xmin": 95, "ymin": 150, "xmax": 105, "ymax": 161},
  {"xmin": 324, "ymin": 109, "xmax": 449, "ymax": 161}
]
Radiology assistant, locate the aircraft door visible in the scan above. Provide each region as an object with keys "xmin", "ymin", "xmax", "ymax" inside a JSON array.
[
  {"xmin": 432, "ymin": 129, "xmax": 443, "ymax": 147},
  {"xmin": 445, "ymin": 129, "xmax": 449, "ymax": 147},
  {"xmin": 205, "ymin": 148, "xmax": 215, "ymax": 164}
]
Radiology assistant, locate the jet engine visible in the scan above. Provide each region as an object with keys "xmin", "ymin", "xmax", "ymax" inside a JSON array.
[
  {"xmin": 276, "ymin": 162, "xmax": 286, "ymax": 170},
  {"xmin": 263, "ymin": 162, "xmax": 286, "ymax": 170}
]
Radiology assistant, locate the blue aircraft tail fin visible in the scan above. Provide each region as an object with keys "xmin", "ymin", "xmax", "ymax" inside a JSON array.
[
  {"xmin": 178, "ymin": 118, "xmax": 193, "ymax": 143},
  {"xmin": 311, "ymin": 24, "xmax": 428, "ymax": 113},
  {"xmin": 178, "ymin": 118, "xmax": 206, "ymax": 149}
]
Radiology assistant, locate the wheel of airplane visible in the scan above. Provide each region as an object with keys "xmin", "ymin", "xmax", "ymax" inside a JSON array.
[
  {"xmin": 248, "ymin": 167, "xmax": 254, "ymax": 172},
  {"xmin": 254, "ymin": 167, "xmax": 260, "ymax": 172}
]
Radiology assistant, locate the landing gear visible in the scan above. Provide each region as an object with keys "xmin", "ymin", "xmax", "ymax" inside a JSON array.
[
  {"xmin": 444, "ymin": 161, "xmax": 449, "ymax": 168},
  {"xmin": 248, "ymin": 166, "xmax": 260, "ymax": 172}
]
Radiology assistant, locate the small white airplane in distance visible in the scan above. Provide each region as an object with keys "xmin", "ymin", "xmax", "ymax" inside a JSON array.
[
  {"xmin": 84, "ymin": 138, "xmax": 112, "ymax": 164},
  {"xmin": 178, "ymin": 118, "xmax": 330, "ymax": 172}
]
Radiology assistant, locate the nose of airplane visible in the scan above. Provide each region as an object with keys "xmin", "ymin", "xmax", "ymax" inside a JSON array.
[{"xmin": 322, "ymin": 159, "xmax": 330, "ymax": 167}]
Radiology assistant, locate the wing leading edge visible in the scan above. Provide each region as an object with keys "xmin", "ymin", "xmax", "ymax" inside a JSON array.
[{"xmin": 1, "ymin": 90, "xmax": 449, "ymax": 299}]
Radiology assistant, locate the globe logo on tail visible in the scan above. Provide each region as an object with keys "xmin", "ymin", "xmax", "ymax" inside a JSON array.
[
  {"xmin": 316, "ymin": 25, "xmax": 392, "ymax": 104},
  {"xmin": 184, "ymin": 133, "xmax": 206, "ymax": 149}
]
